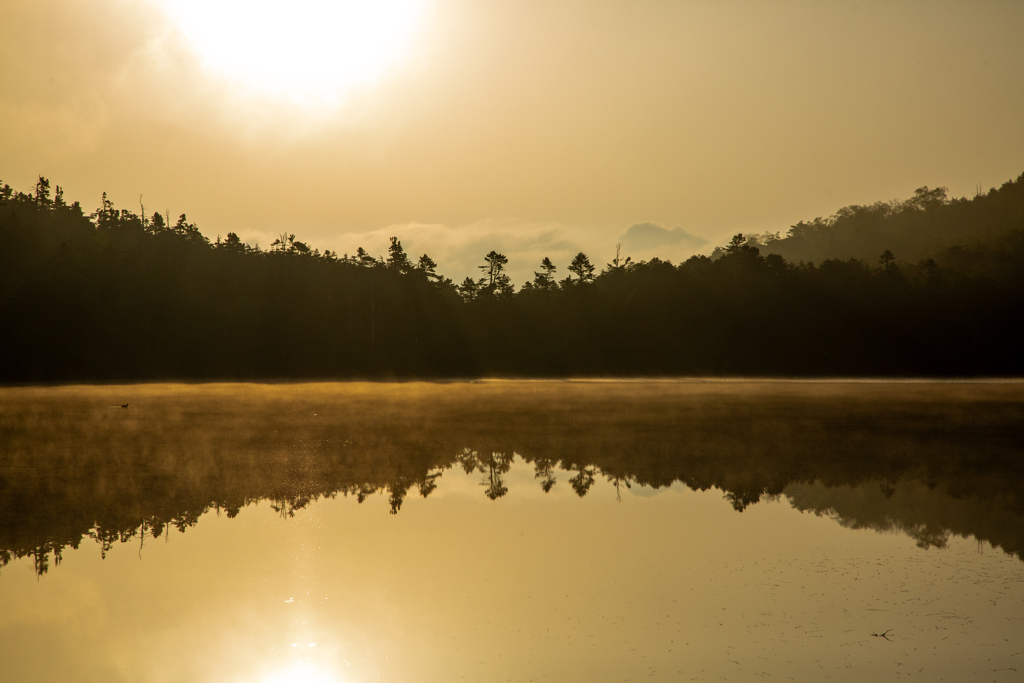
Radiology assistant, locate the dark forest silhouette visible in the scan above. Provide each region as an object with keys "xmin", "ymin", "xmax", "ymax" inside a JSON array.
[{"xmin": 2, "ymin": 173, "xmax": 1023, "ymax": 380}]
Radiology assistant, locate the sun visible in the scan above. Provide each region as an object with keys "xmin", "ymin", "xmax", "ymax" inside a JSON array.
[{"xmin": 155, "ymin": 0, "xmax": 427, "ymax": 107}]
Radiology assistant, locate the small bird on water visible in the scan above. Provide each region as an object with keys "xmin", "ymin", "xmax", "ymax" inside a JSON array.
[{"xmin": 121, "ymin": 404, "xmax": 129, "ymax": 409}]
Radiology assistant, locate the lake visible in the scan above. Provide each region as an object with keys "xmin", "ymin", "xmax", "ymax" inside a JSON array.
[{"xmin": 1, "ymin": 380, "xmax": 1023, "ymax": 682}]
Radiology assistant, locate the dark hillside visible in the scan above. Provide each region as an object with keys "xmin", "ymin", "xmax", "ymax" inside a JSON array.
[{"xmin": 748, "ymin": 174, "xmax": 1024, "ymax": 266}]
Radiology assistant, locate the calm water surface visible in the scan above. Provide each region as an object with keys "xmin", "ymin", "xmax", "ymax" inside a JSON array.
[{"xmin": 1, "ymin": 381, "xmax": 1023, "ymax": 682}]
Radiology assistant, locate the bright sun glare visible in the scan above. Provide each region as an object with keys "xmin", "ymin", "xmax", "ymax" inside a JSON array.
[{"xmin": 155, "ymin": 0, "xmax": 427, "ymax": 107}]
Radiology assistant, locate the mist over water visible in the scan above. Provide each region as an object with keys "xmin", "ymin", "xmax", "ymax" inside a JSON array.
[{"xmin": 1, "ymin": 381, "xmax": 1023, "ymax": 681}]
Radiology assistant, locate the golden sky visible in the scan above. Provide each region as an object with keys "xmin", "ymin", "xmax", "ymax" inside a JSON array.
[{"xmin": 2, "ymin": 0, "xmax": 1022, "ymax": 282}]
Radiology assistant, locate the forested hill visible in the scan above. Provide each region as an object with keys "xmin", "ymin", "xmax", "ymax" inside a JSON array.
[
  {"xmin": 1, "ymin": 175, "xmax": 1022, "ymax": 381},
  {"xmin": 739, "ymin": 173, "xmax": 1024, "ymax": 266}
]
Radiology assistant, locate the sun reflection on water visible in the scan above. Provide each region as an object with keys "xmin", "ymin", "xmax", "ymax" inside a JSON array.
[{"xmin": 261, "ymin": 661, "xmax": 339, "ymax": 683}]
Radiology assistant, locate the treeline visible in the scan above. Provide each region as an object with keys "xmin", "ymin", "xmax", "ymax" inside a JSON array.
[{"xmin": 1, "ymin": 174, "xmax": 1023, "ymax": 380}]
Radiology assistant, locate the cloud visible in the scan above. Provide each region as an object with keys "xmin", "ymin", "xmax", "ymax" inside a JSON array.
[
  {"xmin": 238, "ymin": 219, "xmax": 712, "ymax": 286},
  {"xmin": 244, "ymin": 219, "xmax": 620, "ymax": 287},
  {"xmin": 620, "ymin": 222, "xmax": 707, "ymax": 251}
]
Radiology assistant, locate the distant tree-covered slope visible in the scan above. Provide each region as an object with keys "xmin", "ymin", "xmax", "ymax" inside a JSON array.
[{"xmin": 738, "ymin": 173, "xmax": 1024, "ymax": 266}]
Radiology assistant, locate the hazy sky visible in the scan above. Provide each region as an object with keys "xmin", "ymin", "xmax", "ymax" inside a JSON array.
[{"xmin": 2, "ymin": 0, "xmax": 1022, "ymax": 283}]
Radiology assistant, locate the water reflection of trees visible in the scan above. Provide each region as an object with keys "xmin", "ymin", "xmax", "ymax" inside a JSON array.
[
  {"xmin": 533, "ymin": 457, "xmax": 559, "ymax": 493},
  {"xmin": 783, "ymin": 479, "xmax": 1018, "ymax": 552},
  {"xmin": 568, "ymin": 465, "xmax": 597, "ymax": 498},
  {"xmin": 5, "ymin": 447, "xmax": 1024, "ymax": 575},
  {"xmin": 456, "ymin": 449, "xmax": 515, "ymax": 500},
  {"xmin": 2, "ymin": 383, "xmax": 1023, "ymax": 575}
]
